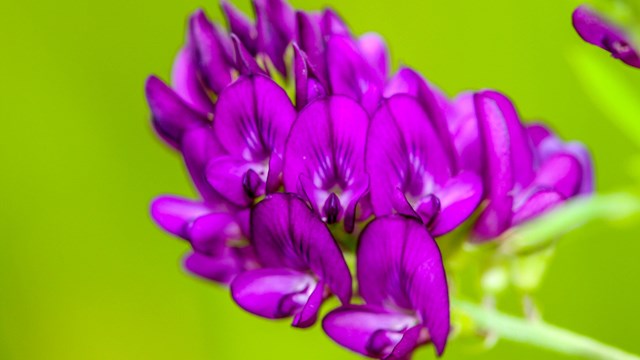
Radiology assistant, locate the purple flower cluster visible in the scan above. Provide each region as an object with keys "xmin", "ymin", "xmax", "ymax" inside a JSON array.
[{"xmin": 146, "ymin": 1, "xmax": 594, "ymax": 358}]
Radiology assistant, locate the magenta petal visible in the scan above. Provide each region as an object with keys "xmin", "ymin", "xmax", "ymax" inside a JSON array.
[
  {"xmin": 513, "ymin": 189, "xmax": 564, "ymax": 226},
  {"xmin": 357, "ymin": 217, "xmax": 450, "ymax": 355},
  {"xmin": 530, "ymin": 153, "xmax": 583, "ymax": 199},
  {"xmin": 253, "ymin": 0, "xmax": 296, "ymax": 75},
  {"xmin": 431, "ymin": 171, "xmax": 483, "ymax": 236},
  {"xmin": 181, "ymin": 127, "xmax": 227, "ymax": 202},
  {"xmin": 384, "ymin": 68, "xmax": 457, "ymax": 172},
  {"xmin": 187, "ymin": 212, "xmax": 239, "ymax": 256},
  {"xmin": 358, "ymin": 33, "xmax": 389, "ymax": 81},
  {"xmin": 573, "ymin": 6, "xmax": 640, "ymax": 68},
  {"xmin": 171, "ymin": 47, "xmax": 215, "ymax": 116},
  {"xmin": 293, "ymin": 43, "xmax": 326, "ymax": 110},
  {"xmin": 473, "ymin": 92, "xmax": 515, "ymax": 238},
  {"xmin": 297, "ymin": 11, "xmax": 327, "ymax": 81},
  {"xmin": 214, "ymin": 75, "xmax": 296, "ymax": 162},
  {"xmin": 189, "ymin": 10, "xmax": 234, "ymax": 94},
  {"xmin": 145, "ymin": 76, "xmax": 208, "ymax": 149},
  {"xmin": 150, "ymin": 196, "xmax": 213, "ymax": 239},
  {"xmin": 221, "ymin": 0, "xmax": 257, "ymax": 55},
  {"xmin": 326, "ymin": 35, "xmax": 383, "ymax": 114},
  {"xmin": 184, "ymin": 251, "xmax": 243, "ymax": 285},
  {"xmin": 481, "ymin": 90, "xmax": 535, "ymax": 188},
  {"xmin": 322, "ymin": 305, "xmax": 420, "ymax": 358},
  {"xmin": 251, "ymin": 194, "xmax": 352, "ymax": 304},
  {"xmin": 321, "ymin": 9, "xmax": 350, "ymax": 37},
  {"xmin": 447, "ymin": 93, "xmax": 482, "ymax": 173},
  {"xmin": 283, "ymin": 97, "xmax": 369, "ymax": 224},
  {"xmin": 231, "ymin": 268, "xmax": 316, "ymax": 318},
  {"xmin": 292, "ymin": 280, "xmax": 325, "ymax": 328},
  {"xmin": 206, "ymin": 156, "xmax": 265, "ymax": 207},
  {"xmin": 367, "ymin": 95, "xmax": 451, "ymax": 217},
  {"xmin": 231, "ymin": 35, "xmax": 267, "ymax": 76}
]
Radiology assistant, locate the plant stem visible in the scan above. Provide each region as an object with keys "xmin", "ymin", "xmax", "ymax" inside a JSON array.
[{"xmin": 453, "ymin": 299, "xmax": 640, "ymax": 360}]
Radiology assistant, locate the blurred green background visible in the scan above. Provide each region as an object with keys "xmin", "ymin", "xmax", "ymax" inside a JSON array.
[{"xmin": 1, "ymin": 0, "xmax": 640, "ymax": 359}]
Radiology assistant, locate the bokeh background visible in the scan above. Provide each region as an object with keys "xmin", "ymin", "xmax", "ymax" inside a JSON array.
[{"xmin": 2, "ymin": 0, "xmax": 640, "ymax": 359}]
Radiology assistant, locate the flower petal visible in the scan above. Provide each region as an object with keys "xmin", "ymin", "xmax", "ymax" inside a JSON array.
[
  {"xmin": 283, "ymin": 96, "xmax": 369, "ymax": 225},
  {"xmin": 292, "ymin": 43, "xmax": 326, "ymax": 110},
  {"xmin": 358, "ymin": 33, "xmax": 389, "ymax": 81},
  {"xmin": 251, "ymin": 193, "xmax": 352, "ymax": 304},
  {"xmin": 367, "ymin": 95, "xmax": 451, "ymax": 217},
  {"xmin": 472, "ymin": 91, "xmax": 515, "ymax": 239},
  {"xmin": 573, "ymin": 5, "xmax": 640, "ymax": 68},
  {"xmin": 187, "ymin": 212, "xmax": 240, "ymax": 256},
  {"xmin": 481, "ymin": 90, "xmax": 535, "ymax": 188},
  {"xmin": 231, "ymin": 267, "xmax": 317, "ymax": 319},
  {"xmin": 447, "ymin": 93, "xmax": 481, "ymax": 173},
  {"xmin": 221, "ymin": 0, "xmax": 257, "ymax": 55},
  {"xmin": 181, "ymin": 127, "xmax": 227, "ymax": 202},
  {"xmin": 171, "ymin": 46, "xmax": 215, "ymax": 116},
  {"xmin": 529, "ymin": 153, "xmax": 583, "ymax": 199},
  {"xmin": 322, "ymin": 305, "xmax": 420, "ymax": 359},
  {"xmin": 296, "ymin": 11, "xmax": 327, "ymax": 82},
  {"xmin": 512, "ymin": 189, "xmax": 564, "ymax": 226},
  {"xmin": 150, "ymin": 196, "xmax": 213, "ymax": 239},
  {"xmin": 431, "ymin": 171, "xmax": 483, "ymax": 236},
  {"xmin": 188, "ymin": 10, "xmax": 234, "ymax": 94},
  {"xmin": 253, "ymin": 0, "xmax": 296, "ymax": 75},
  {"xmin": 145, "ymin": 76, "xmax": 208, "ymax": 149},
  {"xmin": 357, "ymin": 216, "xmax": 450, "ymax": 355},
  {"xmin": 214, "ymin": 75, "xmax": 296, "ymax": 162},
  {"xmin": 384, "ymin": 68, "xmax": 457, "ymax": 172},
  {"xmin": 231, "ymin": 34, "xmax": 267, "ymax": 76},
  {"xmin": 206, "ymin": 156, "xmax": 266, "ymax": 207},
  {"xmin": 321, "ymin": 9, "xmax": 350, "ymax": 37},
  {"xmin": 184, "ymin": 250, "xmax": 244, "ymax": 284},
  {"xmin": 326, "ymin": 35, "xmax": 383, "ymax": 114}
]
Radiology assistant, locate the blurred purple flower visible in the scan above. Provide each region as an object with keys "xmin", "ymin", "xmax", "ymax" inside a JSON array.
[
  {"xmin": 572, "ymin": 5, "xmax": 640, "ymax": 68},
  {"xmin": 323, "ymin": 216, "xmax": 450, "ymax": 358}
]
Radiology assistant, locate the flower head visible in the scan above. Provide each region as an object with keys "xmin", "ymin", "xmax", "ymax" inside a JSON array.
[{"xmin": 145, "ymin": 0, "xmax": 595, "ymax": 357}]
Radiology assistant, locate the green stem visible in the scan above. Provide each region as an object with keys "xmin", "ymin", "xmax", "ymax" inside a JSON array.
[{"xmin": 453, "ymin": 299, "xmax": 640, "ymax": 360}]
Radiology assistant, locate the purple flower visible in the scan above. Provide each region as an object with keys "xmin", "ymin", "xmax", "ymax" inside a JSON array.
[
  {"xmin": 366, "ymin": 94, "xmax": 483, "ymax": 236},
  {"xmin": 572, "ymin": 5, "xmax": 640, "ymax": 68},
  {"xmin": 323, "ymin": 216, "xmax": 450, "ymax": 358},
  {"xmin": 205, "ymin": 75, "xmax": 296, "ymax": 207},
  {"xmin": 473, "ymin": 90, "xmax": 592, "ymax": 240},
  {"xmin": 283, "ymin": 96, "xmax": 370, "ymax": 231},
  {"xmin": 230, "ymin": 193, "xmax": 352, "ymax": 328}
]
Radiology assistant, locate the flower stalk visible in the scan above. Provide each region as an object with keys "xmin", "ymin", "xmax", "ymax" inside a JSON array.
[{"xmin": 454, "ymin": 299, "xmax": 640, "ymax": 360}]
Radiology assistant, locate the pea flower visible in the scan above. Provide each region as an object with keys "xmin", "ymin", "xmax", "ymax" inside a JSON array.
[
  {"xmin": 231, "ymin": 193, "xmax": 352, "ymax": 328},
  {"xmin": 366, "ymin": 95, "xmax": 483, "ymax": 236},
  {"xmin": 283, "ymin": 96, "xmax": 370, "ymax": 231},
  {"xmin": 473, "ymin": 90, "xmax": 593, "ymax": 240},
  {"xmin": 572, "ymin": 5, "xmax": 640, "ymax": 68},
  {"xmin": 323, "ymin": 216, "xmax": 450, "ymax": 358}
]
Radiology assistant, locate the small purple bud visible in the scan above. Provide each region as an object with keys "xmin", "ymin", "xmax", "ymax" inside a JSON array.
[
  {"xmin": 242, "ymin": 169, "xmax": 263, "ymax": 199},
  {"xmin": 417, "ymin": 194, "xmax": 441, "ymax": 227},
  {"xmin": 323, "ymin": 193, "xmax": 342, "ymax": 224}
]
